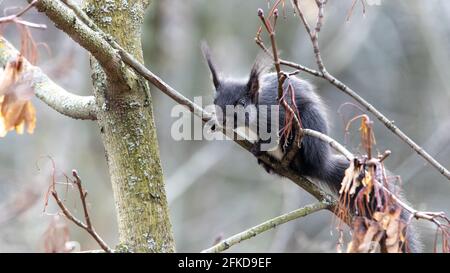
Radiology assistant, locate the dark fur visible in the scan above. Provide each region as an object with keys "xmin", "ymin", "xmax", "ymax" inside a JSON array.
[
  {"xmin": 202, "ymin": 44, "xmax": 421, "ymax": 252},
  {"xmin": 258, "ymin": 74, "xmax": 346, "ymax": 187}
]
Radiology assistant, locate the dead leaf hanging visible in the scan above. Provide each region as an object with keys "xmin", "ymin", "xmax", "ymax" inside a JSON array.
[{"xmin": 0, "ymin": 55, "xmax": 36, "ymax": 137}]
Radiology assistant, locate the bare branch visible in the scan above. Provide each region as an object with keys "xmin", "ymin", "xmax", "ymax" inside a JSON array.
[
  {"xmin": 256, "ymin": 8, "xmax": 305, "ymax": 168},
  {"xmin": 201, "ymin": 201, "xmax": 331, "ymax": 253},
  {"xmin": 72, "ymin": 170, "xmax": 92, "ymax": 229},
  {"xmin": 13, "ymin": 0, "xmax": 38, "ymax": 18},
  {"xmin": 51, "ymin": 170, "xmax": 112, "ymax": 253},
  {"xmin": 257, "ymin": 9, "xmax": 283, "ymax": 99},
  {"xmin": 280, "ymin": 59, "xmax": 323, "ymax": 77},
  {"xmin": 292, "ymin": 0, "xmax": 326, "ymax": 72},
  {"xmin": 0, "ymin": 37, "xmax": 97, "ymax": 120},
  {"xmin": 321, "ymin": 72, "xmax": 450, "ymax": 180}
]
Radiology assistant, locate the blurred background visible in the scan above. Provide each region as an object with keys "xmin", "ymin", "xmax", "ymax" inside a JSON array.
[{"xmin": 0, "ymin": 0, "xmax": 449, "ymax": 252}]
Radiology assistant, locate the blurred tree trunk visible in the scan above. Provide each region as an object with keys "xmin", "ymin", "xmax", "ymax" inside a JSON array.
[{"xmin": 83, "ymin": 0, "xmax": 175, "ymax": 252}]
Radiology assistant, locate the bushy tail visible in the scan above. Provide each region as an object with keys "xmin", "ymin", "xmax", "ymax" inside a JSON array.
[
  {"xmin": 318, "ymin": 154, "xmax": 350, "ymax": 194},
  {"xmin": 401, "ymin": 210, "xmax": 422, "ymax": 252},
  {"xmin": 317, "ymin": 155, "xmax": 422, "ymax": 252}
]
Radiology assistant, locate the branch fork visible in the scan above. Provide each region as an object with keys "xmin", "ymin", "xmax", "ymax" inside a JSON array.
[{"xmin": 50, "ymin": 170, "xmax": 112, "ymax": 253}]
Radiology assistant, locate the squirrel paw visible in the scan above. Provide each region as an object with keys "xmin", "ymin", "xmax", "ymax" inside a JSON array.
[{"xmin": 250, "ymin": 142, "xmax": 263, "ymax": 157}]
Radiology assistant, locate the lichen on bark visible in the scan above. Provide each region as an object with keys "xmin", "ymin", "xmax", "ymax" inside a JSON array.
[{"xmin": 83, "ymin": 0, "xmax": 175, "ymax": 252}]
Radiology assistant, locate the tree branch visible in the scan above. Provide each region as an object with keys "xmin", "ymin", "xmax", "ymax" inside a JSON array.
[
  {"xmin": 303, "ymin": 128, "xmax": 353, "ymax": 160},
  {"xmin": 51, "ymin": 170, "xmax": 112, "ymax": 253},
  {"xmin": 0, "ymin": 37, "xmax": 97, "ymax": 120},
  {"xmin": 201, "ymin": 201, "xmax": 331, "ymax": 253}
]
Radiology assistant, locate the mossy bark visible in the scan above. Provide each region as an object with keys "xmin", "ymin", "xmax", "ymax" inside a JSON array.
[{"xmin": 83, "ymin": 0, "xmax": 175, "ymax": 252}]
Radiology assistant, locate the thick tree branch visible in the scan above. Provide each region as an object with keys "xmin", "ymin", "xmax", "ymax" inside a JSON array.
[
  {"xmin": 201, "ymin": 201, "xmax": 331, "ymax": 253},
  {"xmin": 0, "ymin": 37, "xmax": 97, "ymax": 120}
]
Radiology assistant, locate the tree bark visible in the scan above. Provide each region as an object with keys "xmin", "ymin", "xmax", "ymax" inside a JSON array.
[{"xmin": 83, "ymin": 0, "xmax": 175, "ymax": 252}]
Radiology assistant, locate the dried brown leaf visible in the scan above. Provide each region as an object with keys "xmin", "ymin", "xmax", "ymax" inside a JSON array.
[
  {"xmin": 0, "ymin": 55, "xmax": 36, "ymax": 137},
  {"xmin": 385, "ymin": 207, "xmax": 403, "ymax": 253}
]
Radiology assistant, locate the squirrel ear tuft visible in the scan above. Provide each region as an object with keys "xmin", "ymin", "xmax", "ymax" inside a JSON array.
[
  {"xmin": 247, "ymin": 55, "xmax": 268, "ymax": 100},
  {"xmin": 247, "ymin": 65, "xmax": 260, "ymax": 99},
  {"xmin": 201, "ymin": 41, "xmax": 220, "ymax": 89}
]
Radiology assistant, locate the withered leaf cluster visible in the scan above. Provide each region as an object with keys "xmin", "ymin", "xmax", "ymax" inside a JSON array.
[
  {"xmin": 0, "ymin": 55, "xmax": 36, "ymax": 137},
  {"xmin": 338, "ymin": 115, "xmax": 408, "ymax": 253},
  {"xmin": 347, "ymin": 206, "xmax": 406, "ymax": 253}
]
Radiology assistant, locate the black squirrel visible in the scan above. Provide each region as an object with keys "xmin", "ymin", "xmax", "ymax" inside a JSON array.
[
  {"xmin": 201, "ymin": 43, "xmax": 422, "ymax": 253},
  {"xmin": 202, "ymin": 42, "xmax": 348, "ymax": 191}
]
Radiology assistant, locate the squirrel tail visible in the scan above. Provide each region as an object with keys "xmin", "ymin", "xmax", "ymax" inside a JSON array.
[{"xmin": 317, "ymin": 154, "xmax": 349, "ymax": 194}]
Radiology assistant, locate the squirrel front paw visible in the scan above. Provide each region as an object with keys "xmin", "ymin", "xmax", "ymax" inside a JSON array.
[{"xmin": 250, "ymin": 142, "xmax": 263, "ymax": 157}]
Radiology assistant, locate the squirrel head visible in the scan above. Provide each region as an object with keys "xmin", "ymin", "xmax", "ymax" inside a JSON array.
[{"xmin": 201, "ymin": 42, "xmax": 265, "ymax": 127}]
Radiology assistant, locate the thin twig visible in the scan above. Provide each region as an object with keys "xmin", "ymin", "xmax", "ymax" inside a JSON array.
[
  {"xmin": 280, "ymin": 59, "xmax": 323, "ymax": 77},
  {"xmin": 72, "ymin": 170, "xmax": 92, "ymax": 229},
  {"xmin": 16, "ymin": 0, "xmax": 38, "ymax": 17},
  {"xmin": 292, "ymin": 0, "xmax": 326, "ymax": 73},
  {"xmin": 257, "ymin": 8, "xmax": 304, "ymax": 167},
  {"xmin": 51, "ymin": 170, "xmax": 112, "ymax": 253},
  {"xmin": 201, "ymin": 201, "xmax": 331, "ymax": 253},
  {"xmin": 303, "ymin": 128, "xmax": 353, "ymax": 160},
  {"xmin": 257, "ymin": 8, "xmax": 284, "ymax": 99}
]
